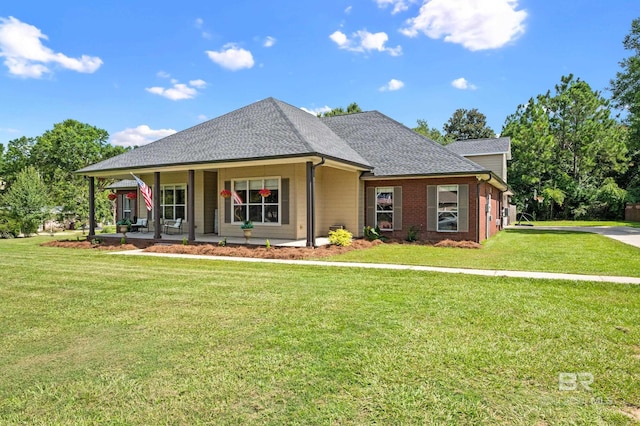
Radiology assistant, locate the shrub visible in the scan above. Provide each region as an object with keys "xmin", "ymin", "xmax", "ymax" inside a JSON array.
[
  {"xmin": 363, "ymin": 225, "xmax": 381, "ymax": 241},
  {"xmin": 182, "ymin": 237, "xmax": 188, "ymax": 245},
  {"xmin": 406, "ymin": 225, "xmax": 420, "ymax": 242},
  {"xmin": 120, "ymin": 237, "xmax": 126, "ymax": 245},
  {"xmin": 265, "ymin": 239, "xmax": 271, "ymax": 249},
  {"xmin": 328, "ymin": 228, "xmax": 353, "ymax": 247},
  {"xmin": 218, "ymin": 237, "xmax": 227, "ymax": 247}
]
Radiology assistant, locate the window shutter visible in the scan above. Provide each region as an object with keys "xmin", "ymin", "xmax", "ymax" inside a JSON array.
[
  {"xmin": 366, "ymin": 187, "xmax": 375, "ymax": 227},
  {"xmin": 224, "ymin": 181, "xmax": 231, "ymax": 223},
  {"xmin": 427, "ymin": 185, "xmax": 437, "ymax": 231},
  {"xmin": 458, "ymin": 184, "xmax": 469, "ymax": 232},
  {"xmin": 393, "ymin": 186, "xmax": 402, "ymax": 231},
  {"xmin": 281, "ymin": 178, "xmax": 290, "ymax": 225}
]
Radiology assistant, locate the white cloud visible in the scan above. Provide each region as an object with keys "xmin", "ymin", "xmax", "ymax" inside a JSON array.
[
  {"xmin": 451, "ymin": 77, "xmax": 476, "ymax": 90},
  {"xmin": 345, "ymin": 6, "xmax": 353, "ymax": 14},
  {"xmin": 374, "ymin": 0, "xmax": 414, "ymax": 14},
  {"xmin": 189, "ymin": 79, "xmax": 207, "ymax": 88},
  {"xmin": 197, "ymin": 114, "xmax": 208, "ymax": 121},
  {"xmin": 145, "ymin": 78, "xmax": 206, "ymax": 101},
  {"xmin": 110, "ymin": 125, "xmax": 176, "ymax": 147},
  {"xmin": 400, "ymin": 0, "xmax": 527, "ymax": 51},
  {"xmin": 206, "ymin": 44, "xmax": 254, "ymax": 70},
  {"xmin": 300, "ymin": 106, "xmax": 332, "ymax": 116},
  {"xmin": 263, "ymin": 36, "xmax": 276, "ymax": 47},
  {"xmin": 0, "ymin": 16, "xmax": 102, "ymax": 78},
  {"xmin": 379, "ymin": 78, "xmax": 405, "ymax": 91},
  {"xmin": 329, "ymin": 30, "xmax": 402, "ymax": 56},
  {"xmin": 157, "ymin": 70, "xmax": 170, "ymax": 78}
]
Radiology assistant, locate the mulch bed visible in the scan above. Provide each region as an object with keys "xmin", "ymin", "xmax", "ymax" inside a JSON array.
[{"xmin": 41, "ymin": 237, "xmax": 480, "ymax": 259}]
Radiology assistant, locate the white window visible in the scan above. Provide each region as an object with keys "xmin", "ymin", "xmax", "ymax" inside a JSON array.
[
  {"xmin": 437, "ymin": 185, "xmax": 458, "ymax": 232},
  {"xmin": 161, "ymin": 184, "xmax": 186, "ymax": 220},
  {"xmin": 232, "ymin": 178, "xmax": 280, "ymax": 224},
  {"xmin": 375, "ymin": 187, "xmax": 394, "ymax": 230}
]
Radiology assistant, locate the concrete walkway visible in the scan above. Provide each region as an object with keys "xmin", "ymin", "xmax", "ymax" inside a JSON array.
[
  {"xmin": 114, "ymin": 250, "xmax": 640, "ymax": 285},
  {"xmin": 518, "ymin": 225, "xmax": 640, "ymax": 249}
]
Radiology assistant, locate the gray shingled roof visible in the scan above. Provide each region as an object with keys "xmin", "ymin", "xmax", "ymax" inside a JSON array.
[
  {"xmin": 105, "ymin": 179, "xmax": 136, "ymax": 189},
  {"xmin": 446, "ymin": 137, "xmax": 511, "ymax": 159},
  {"xmin": 322, "ymin": 111, "xmax": 488, "ymax": 176},
  {"xmin": 79, "ymin": 97, "xmax": 491, "ymax": 178},
  {"xmin": 79, "ymin": 98, "xmax": 371, "ymax": 173}
]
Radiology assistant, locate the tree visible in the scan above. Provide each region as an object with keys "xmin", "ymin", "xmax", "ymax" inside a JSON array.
[
  {"xmin": 503, "ymin": 75, "xmax": 629, "ymax": 220},
  {"xmin": 443, "ymin": 108, "xmax": 496, "ymax": 141},
  {"xmin": 1, "ymin": 166, "xmax": 50, "ymax": 235},
  {"xmin": 610, "ymin": 17, "xmax": 640, "ymax": 201},
  {"xmin": 2, "ymin": 136, "xmax": 36, "ymax": 188},
  {"xmin": 320, "ymin": 102, "xmax": 362, "ymax": 117},
  {"xmin": 413, "ymin": 119, "xmax": 453, "ymax": 145},
  {"xmin": 30, "ymin": 119, "xmax": 127, "ymax": 223}
]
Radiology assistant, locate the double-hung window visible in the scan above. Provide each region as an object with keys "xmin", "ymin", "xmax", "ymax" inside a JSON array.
[
  {"xmin": 161, "ymin": 184, "xmax": 186, "ymax": 220},
  {"xmin": 232, "ymin": 178, "xmax": 279, "ymax": 224},
  {"xmin": 437, "ymin": 185, "xmax": 458, "ymax": 231},
  {"xmin": 375, "ymin": 187, "xmax": 394, "ymax": 230}
]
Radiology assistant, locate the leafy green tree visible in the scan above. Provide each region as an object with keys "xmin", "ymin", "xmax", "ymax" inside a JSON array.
[
  {"xmin": 443, "ymin": 108, "xmax": 496, "ymax": 141},
  {"xmin": 413, "ymin": 119, "xmax": 453, "ymax": 145},
  {"xmin": 320, "ymin": 102, "xmax": 362, "ymax": 117},
  {"xmin": 31, "ymin": 119, "xmax": 127, "ymax": 223},
  {"xmin": 503, "ymin": 75, "xmax": 629, "ymax": 219},
  {"xmin": 610, "ymin": 17, "xmax": 640, "ymax": 201},
  {"xmin": 1, "ymin": 166, "xmax": 50, "ymax": 235},
  {"xmin": 2, "ymin": 136, "xmax": 36, "ymax": 188}
]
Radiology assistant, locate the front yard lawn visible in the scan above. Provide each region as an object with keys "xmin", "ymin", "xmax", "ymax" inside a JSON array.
[
  {"xmin": 326, "ymin": 228, "xmax": 640, "ymax": 277},
  {"xmin": 0, "ymin": 236, "xmax": 639, "ymax": 424}
]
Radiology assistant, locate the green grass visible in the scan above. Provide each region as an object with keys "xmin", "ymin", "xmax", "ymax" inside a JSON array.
[
  {"xmin": 326, "ymin": 228, "xmax": 640, "ymax": 277},
  {"xmin": 530, "ymin": 220, "xmax": 640, "ymax": 228},
  {"xmin": 0, "ymin": 236, "xmax": 639, "ymax": 424}
]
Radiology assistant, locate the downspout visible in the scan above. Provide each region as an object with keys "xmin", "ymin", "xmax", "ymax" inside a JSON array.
[
  {"xmin": 476, "ymin": 174, "xmax": 490, "ymax": 243},
  {"xmin": 306, "ymin": 157, "xmax": 325, "ymax": 248}
]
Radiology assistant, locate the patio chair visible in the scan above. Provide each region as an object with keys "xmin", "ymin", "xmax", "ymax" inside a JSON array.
[
  {"xmin": 130, "ymin": 218, "xmax": 148, "ymax": 233},
  {"xmin": 163, "ymin": 218, "xmax": 183, "ymax": 234}
]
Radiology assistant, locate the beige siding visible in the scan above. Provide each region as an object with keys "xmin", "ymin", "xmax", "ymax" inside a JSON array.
[
  {"xmin": 218, "ymin": 164, "xmax": 306, "ymax": 239},
  {"xmin": 315, "ymin": 167, "xmax": 360, "ymax": 236},
  {"xmin": 465, "ymin": 154, "xmax": 506, "ymax": 181}
]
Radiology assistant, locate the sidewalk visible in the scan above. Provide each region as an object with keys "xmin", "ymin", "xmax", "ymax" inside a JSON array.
[{"xmin": 113, "ymin": 250, "xmax": 640, "ymax": 285}]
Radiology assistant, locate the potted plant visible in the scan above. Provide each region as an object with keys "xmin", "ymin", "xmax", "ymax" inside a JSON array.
[
  {"xmin": 240, "ymin": 220, "xmax": 253, "ymax": 241},
  {"xmin": 258, "ymin": 188, "xmax": 271, "ymax": 198},
  {"xmin": 116, "ymin": 218, "xmax": 131, "ymax": 236},
  {"xmin": 220, "ymin": 189, "xmax": 232, "ymax": 198},
  {"xmin": 107, "ymin": 193, "xmax": 117, "ymax": 201}
]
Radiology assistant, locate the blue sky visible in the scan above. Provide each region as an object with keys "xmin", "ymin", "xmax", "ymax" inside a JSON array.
[{"xmin": 0, "ymin": 0, "xmax": 638, "ymax": 147}]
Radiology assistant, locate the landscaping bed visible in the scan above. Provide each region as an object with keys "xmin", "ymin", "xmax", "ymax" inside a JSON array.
[{"xmin": 41, "ymin": 237, "xmax": 479, "ymax": 259}]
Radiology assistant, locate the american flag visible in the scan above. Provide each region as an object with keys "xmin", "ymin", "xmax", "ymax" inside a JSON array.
[
  {"xmin": 131, "ymin": 173, "xmax": 153, "ymax": 211},
  {"xmin": 232, "ymin": 191, "xmax": 244, "ymax": 205}
]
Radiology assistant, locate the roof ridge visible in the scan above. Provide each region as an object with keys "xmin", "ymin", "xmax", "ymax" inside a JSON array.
[{"xmin": 269, "ymin": 98, "xmax": 317, "ymax": 153}]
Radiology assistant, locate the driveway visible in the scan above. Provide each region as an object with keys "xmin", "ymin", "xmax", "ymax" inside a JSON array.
[{"xmin": 526, "ymin": 226, "xmax": 640, "ymax": 249}]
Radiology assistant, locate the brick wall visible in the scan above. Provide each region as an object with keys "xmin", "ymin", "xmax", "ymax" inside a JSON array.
[{"xmin": 366, "ymin": 177, "xmax": 506, "ymax": 243}]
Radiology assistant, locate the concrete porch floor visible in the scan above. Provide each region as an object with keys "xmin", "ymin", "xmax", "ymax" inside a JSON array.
[{"xmin": 98, "ymin": 231, "xmax": 331, "ymax": 247}]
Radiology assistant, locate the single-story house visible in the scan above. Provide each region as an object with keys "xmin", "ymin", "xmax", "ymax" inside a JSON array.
[{"xmin": 79, "ymin": 97, "xmax": 509, "ymax": 245}]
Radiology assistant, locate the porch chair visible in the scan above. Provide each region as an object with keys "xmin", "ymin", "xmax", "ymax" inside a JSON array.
[
  {"xmin": 163, "ymin": 218, "xmax": 183, "ymax": 235},
  {"xmin": 130, "ymin": 218, "xmax": 148, "ymax": 233}
]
